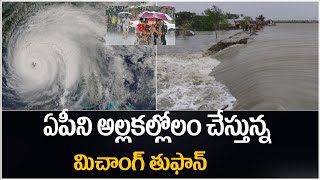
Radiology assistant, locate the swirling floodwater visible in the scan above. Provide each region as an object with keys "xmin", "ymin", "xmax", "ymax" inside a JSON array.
[
  {"xmin": 157, "ymin": 31, "xmax": 241, "ymax": 110},
  {"xmin": 2, "ymin": 4, "xmax": 156, "ymax": 110},
  {"xmin": 157, "ymin": 53, "xmax": 236, "ymax": 110},
  {"xmin": 158, "ymin": 24, "xmax": 318, "ymax": 110},
  {"xmin": 213, "ymin": 23, "xmax": 318, "ymax": 110}
]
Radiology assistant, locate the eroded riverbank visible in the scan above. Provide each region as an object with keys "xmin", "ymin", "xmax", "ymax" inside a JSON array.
[{"xmin": 158, "ymin": 24, "xmax": 318, "ymax": 110}]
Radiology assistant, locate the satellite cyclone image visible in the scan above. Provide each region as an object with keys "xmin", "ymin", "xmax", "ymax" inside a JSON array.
[{"xmin": 2, "ymin": 2, "xmax": 156, "ymax": 110}]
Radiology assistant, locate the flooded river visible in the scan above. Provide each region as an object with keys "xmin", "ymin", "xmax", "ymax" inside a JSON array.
[{"xmin": 157, "ymin": 23, "xmax": 318, "ymax": 110}]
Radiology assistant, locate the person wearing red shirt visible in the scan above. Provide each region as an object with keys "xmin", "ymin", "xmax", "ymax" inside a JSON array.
[
  {"xmin": 137, "ymin": 21, "xmax": 146, "ymax": 32},
  {"xmin": 135, "ymin": 18, "xmax": 152, "ymax": 45}
]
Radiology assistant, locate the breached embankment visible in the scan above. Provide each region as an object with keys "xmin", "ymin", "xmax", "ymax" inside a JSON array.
[
  {"xmin": 203, "ymin": 32, "xmax": 254, "ymax": 56},
  {"xmin": 157, "ymin": 31, "xmax": 258, "ymax": 110}
]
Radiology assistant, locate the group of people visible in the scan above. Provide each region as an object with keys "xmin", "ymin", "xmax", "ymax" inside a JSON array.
[
  {"xmin": 242, "ymin": 21, "xmax": 264, "ymax": 33},
  {"xmin": 106, "ymin": 14, "xmax": 169, "ymax": 45},
  {"xmin": 106, "ymin": 14, "xmax": 137, "ymax": 40},
  {"xmin": 135, "ymin": 18, "xmax": 168, "ymax": 45},
  {"xmin": 106, "ymin": 14, "xmax": 131, "ymax": 36},
  {"xmin": 106, "ymin": 14, "xmax": 119, "ymax": 32}
]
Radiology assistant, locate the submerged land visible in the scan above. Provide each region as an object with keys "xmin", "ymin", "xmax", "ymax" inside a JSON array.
[{"xmin": 158, "ymin": 3, "xmax": 318, "ymax": 110}]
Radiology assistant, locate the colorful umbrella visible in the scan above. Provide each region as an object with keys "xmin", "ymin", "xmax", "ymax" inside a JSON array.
[{"xmin": 139, "ymin": 11, "xmax": 172, "ymax": 21}]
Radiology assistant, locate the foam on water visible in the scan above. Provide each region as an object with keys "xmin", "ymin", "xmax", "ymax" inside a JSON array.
[{"xmin": 157, "ymin": 53, "xmax": 236, "ymax": 110}]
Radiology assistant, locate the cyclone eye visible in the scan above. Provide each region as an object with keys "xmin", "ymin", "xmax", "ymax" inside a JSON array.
[{"xmin": 31, "ymin": 62, "xmax": 37, "ymax": 68}]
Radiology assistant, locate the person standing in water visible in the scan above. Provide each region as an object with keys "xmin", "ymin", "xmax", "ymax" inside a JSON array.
[
  {"xmin": 135, "ymin": 18, "xmax": 146, "ymax": 45},
  {"xmin": 121, "ymin": 14, "xmax": 131, "ymax": 40},
  {"xmin": 105, "ymin": 14, "xmax": 109, "ymax": 31},
  {"xmin": 152, "ymin": 19, "xmax": 162, "ymax": 45},
  {"xmin": 143, "ymin": 18, "xmax": 152, "ymax": 45},
  {"xmin": 160, "ymin": 20, "xmax": 168, "ymax": 45},
  {"xmin": 117, "ymin": 17, "xmax": 121, "ymax": 32},
  {"xmin": 111, "ymin": 15, "xmax": 117, "ymax": 32}
]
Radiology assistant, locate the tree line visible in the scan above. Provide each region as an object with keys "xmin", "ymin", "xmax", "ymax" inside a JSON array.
[{"xmin": 175, "ymin": 5, "xmax": 267, "ymax": 31}]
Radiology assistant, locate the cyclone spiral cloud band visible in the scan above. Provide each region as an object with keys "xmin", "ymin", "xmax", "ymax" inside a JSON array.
[{"xmin": 2, "ymin": 2, "xmax": 156, "ymax": 110}]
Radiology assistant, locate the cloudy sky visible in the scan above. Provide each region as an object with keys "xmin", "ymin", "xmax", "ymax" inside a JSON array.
[{"xmin": 158, "ymin": 2, "xmax": 318, "ymax": 20}]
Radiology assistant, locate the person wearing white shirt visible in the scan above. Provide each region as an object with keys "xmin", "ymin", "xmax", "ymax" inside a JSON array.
[{"xmin": 121, "ymin": 14, "xmax": 131, "ymax": 40}]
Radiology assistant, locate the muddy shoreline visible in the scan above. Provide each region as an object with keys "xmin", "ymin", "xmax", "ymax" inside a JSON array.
[{"xmin": 203, "ymin": 32, "xmax": 254, "ymax": 56}]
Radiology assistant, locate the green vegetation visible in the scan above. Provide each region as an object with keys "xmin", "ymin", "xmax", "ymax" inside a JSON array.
[
  {"xmin": 256, "ymin": 14, "xmax": 265, "ymax": 22},
  {"xmin": 225, "ymin": 12, "xmax": 239, "ymax": 19},
  {"xmin": 175, "ymin": 5, "xmax": 237, "ymax": 40},
  {"xmin": 175, "ymin": 4, "xmax": 318, "ymax": 34},
  {"xmin": 204, "ymin": 5, "xmax": 225, "ymax": 40},
  {"xmin": 176, "ymin": 5, "xmax": 230, "ymax": 32},
  {"xmin": 256, "ymin": 14, "xmax": 265, "ymax": 23},
  {"xmin": 175, "ymin": 5, "xmax": 277, "ymax": 34}
]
